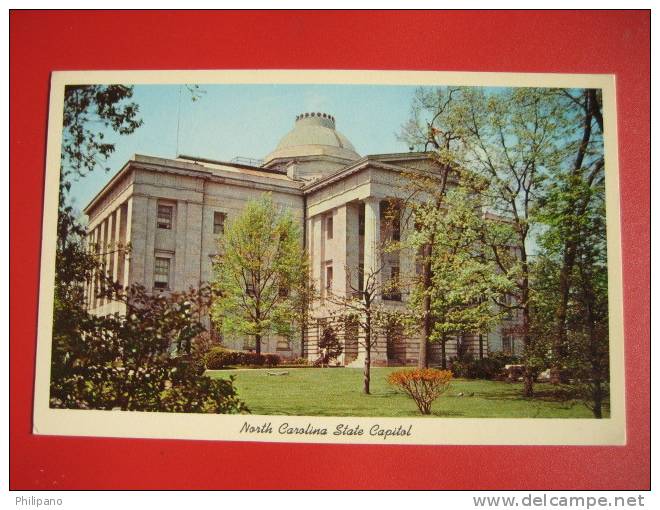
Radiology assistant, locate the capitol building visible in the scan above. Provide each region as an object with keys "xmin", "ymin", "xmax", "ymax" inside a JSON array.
[{"xmin": 84, "ymin": 112, "xmax": 519, "ymax": 366}]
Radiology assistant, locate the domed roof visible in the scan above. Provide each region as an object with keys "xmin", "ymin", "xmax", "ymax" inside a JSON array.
[{"xmin": 264, "ymin": 112, "xmax": 360, "ymax": 165}]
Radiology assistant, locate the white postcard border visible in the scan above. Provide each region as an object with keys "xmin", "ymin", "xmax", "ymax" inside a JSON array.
[{"xmin": 33, "ymin": 70, "xmax": 625, "ymax": 445}]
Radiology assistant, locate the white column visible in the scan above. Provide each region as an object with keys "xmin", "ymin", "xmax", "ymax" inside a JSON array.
[
  {"xmin": 114, "ymin": 203, "xmax": 127, "ymax": 288},
  {"xmin": 334, "ymin": 205, "xmax": 347, "ymax": 299},
  {"xmin": 347, "ymin": 197, "xmax": 379, "ymax": 367},
  {"xmin": 86, "ymin": 229, "xmax": 95, "ymax": 309},
  {"xmin": 362, "ymin": 197, "xmax": 381, "ymax": 294},
  {"xmin": 144, "ymin": 197, "xmax": 157, "ymax": 290},
  {"xmin": 312, "ymin": 215, "xmax": 323, "ymax": 295},
  {"xmin": 399, "ymin": 204, "xmax": 414, "ymax": 303},
  {"xmin": 185, "ymin": 201, "xmax": 203, "ymax": 289},
  {"xmin": 175, "ymin": 200, "xmax": 188, "ymax": 291},
  {"xmin": 98, "ymin": 219, "xmax": 108, "ymax": 307},
  {"xmin": 108, "ymin": 210, "xmax": 117, "ymax": 283},
  {"xmin": 123, "ymin": 197, "xmax": 134, "ymax": 287},
  {"xmin": 93, "ymin": 225, "xmax": 101, "ymax": 309},
  {"xmin": 345, "ymin": 203, "xmax": 360, "ymax": 297}
]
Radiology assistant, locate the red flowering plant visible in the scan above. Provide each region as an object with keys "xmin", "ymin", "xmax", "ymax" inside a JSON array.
[{"xmin": 387, "ymin": 368, "xmax": 453, "ymax": 415}]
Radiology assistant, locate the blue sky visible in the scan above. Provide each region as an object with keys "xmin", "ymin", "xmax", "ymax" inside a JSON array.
[{"xmin": 68, "ymin": 84, "xmax": 420, "ymax": 210}]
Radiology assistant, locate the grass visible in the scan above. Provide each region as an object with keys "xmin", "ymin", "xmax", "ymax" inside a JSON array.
[{"xmin": 207, "ymin": 367, "xmax": 607, "ymax": 418}]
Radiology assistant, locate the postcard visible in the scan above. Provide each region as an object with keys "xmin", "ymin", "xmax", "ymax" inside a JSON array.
[{"xmin": 33, "ymin": 70, "xmax": 624, "ymax": 445}]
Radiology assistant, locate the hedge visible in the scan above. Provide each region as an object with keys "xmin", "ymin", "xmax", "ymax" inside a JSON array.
[{"xmin": 205, "ymin": 347, "xmax": 280, "ymax": 369}]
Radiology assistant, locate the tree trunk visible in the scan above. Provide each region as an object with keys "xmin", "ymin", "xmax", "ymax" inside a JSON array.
[
  {"xmin": 418, "ymin": 243, "xmax": 432, "ymax": 368},
  {"xmin": 255, "ymin": 333, "xmax": 261, "ymax": 356},
  {"xmin": 363, "ymin": 347, "xmax": 371, "ymax": 395},
  {"xmin": 592, "ymin": 379, "xmax": 603, "ymax": 419},
  {"xmin": 441, "ymin": 333, "xmax": 447, "ymax": 369},
  {"xmin": 479, "ymin": 334, "xmax": 484, "ymax": 360},
  {"xmin": 523, "ymin": 366, "xmax": 535, "ymax": 398},
  {"xmin": 553, "ymin": 245, "xmax": 576, "ymax": 382},
  {"xmin": 552, "ymin": 89, "xmax": 600, "ymax": 384},
  {"xmin": 363, "ymin": 313, "xmax": 372, "ymax": 394},
  {"xmin": 521, "ymin": 265, "xmax": 534, "ymax": 397}
]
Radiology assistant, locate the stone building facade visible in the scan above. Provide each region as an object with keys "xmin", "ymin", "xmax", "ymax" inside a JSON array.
[{"xmin": 84, "ymin": 112, "xmax": 522, "ymax": 364}]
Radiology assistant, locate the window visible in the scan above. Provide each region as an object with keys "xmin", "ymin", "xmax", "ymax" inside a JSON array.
[
  {"xmin": 358, "ymin": 263, "xmax": 364, "ymax": 293},
  {"xmin": 358, "ymin": 210, "xmax": 365, "ymax": 236},
  {"xmin": 380, "ymin": 201, "xmax": 401, "ymax": 242},
  {"xmin": 392, "ymin": 213, "xmax": 401, "ymax": 241},
  {"xmin": 383, "ymin": 266, "xmax": 401, "ymax": 301},
  {"xmin": 276, "ymin": 337, "xmax": 291, "ymax": 351},
  {"xmin": 213, "ymin": 212, "xmax": 226, "ymax": 235},
  {"xmin": 326, "ymin": 215, "xmax": 333, "ymax": 240},
  {"xmin": 502, "ymin": 335, "xmax": 513, "ymax": 354},
  {"xmin": 157, "ymin": 204, "xmax": 173, "ymax": 229},
  {"xmin": 154, "ymin": 257, "xmax": 170, "ymax": 289},
  {"xmin": 326, "ymin": 265, "xmax": 333, "ymax": 290}
]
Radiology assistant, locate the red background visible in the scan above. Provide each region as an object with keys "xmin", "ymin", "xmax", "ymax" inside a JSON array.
[{"xmin": 10, "ymin": 10, "xmax": 650, "ymax": 490}]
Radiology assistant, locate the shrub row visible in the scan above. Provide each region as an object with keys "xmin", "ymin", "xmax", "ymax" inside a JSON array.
[
  {"xmin": 449, "ymin": 352, "xmax": 521, "ymax": 380},
  {"xmin": 281, "ymin": 357, "xmax": 310, "ymax": 366},
  {"xmin": 204, "ymin": 347, "xmax": 281, "ymax": 369}
]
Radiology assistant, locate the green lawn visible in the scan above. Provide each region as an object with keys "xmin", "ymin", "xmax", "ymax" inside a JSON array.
[{"xmin": 207, "ymin": 367, "xmax": 606, "ymax": 418}]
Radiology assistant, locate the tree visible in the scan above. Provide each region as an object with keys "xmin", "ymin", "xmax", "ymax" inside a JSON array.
[
  {"xmin": 61, "ymin": 84, "xmax": 143, "ymax": 179},
  {"xmin": 534, "ymin": 89, "xmax": 608, "ymax": 414},
  {"xmin": 402, "ymin": 86, "xmax": 570, "ymax": 396},
  {"xmin": 55, "ymin": 85, "xmax": 143, "ymax": 344},
  {"xmin": 53, "ymin": 84, "xmax": 144, "ymax": 396},
  {"xmin": 398, "ymin": 87, "xmax": 464, "ymax": 367},
  {"xmin": 50, "ymin": 84, "xmax": 246, "ymax": 413},
  {"xmin": 537, "ymin": 89, "xmax": 605, "ymax": 382},
  {"xmin": 407, "ymin": 187, "xmax": 513, "ymax": 369},
  {"xmin": 569, "ymin": 212, "xmax": 609, "ymax": 418},
  {"xmin": 316, "ymin": 324, "xmax": 343, "ymax": 366},
  {"xmin": 50, "ymin": 283, "xmax": 246, "ymax": 413},
  {"xmin": 326, "ymin": 262, "xmax": 407, "ymax": 395},
  {"xmin": 211, "ymin": 194, "xmax": 309, "ymax": 356}
]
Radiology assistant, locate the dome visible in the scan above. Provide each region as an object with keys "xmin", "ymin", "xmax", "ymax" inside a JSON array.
[{"xmin": 264, "ymin": 112, "xmax": 360, "ymax": 165}]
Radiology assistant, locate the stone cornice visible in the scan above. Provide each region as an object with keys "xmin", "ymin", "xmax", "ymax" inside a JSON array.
[
  {"xmin": 83, "ymin": 153, "xmax": 442, "ymax": 217},
  {"xmin": 301, "ymin": 158, "xmax": 415, "ymax": 194},
  {"xmin": 84, "ymin": 155, "xmax": 304, "ymax": 215}
]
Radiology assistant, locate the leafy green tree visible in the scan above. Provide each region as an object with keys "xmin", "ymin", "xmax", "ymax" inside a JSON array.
[
  {"xmin": 407, "ymin": 187, "xmax": 513, "ymax": 368},
  {"xmin": 398, "ymin": 87, "xmax": 464, "ymax": 367},
  {"xmin": 50, "ymin": 283, "xmax": 247, "ymax": 413},
  {"xmin": 53, "ymin": 84, "xmax": 144, "ymax": 391},
  {"xmin": 51, "ymin": 84, "xmax": 246, "ymax": 413},
  {"xmin": 55, "ymin": 85, "xmax": 143, "ymax": 343},
  {"xmin": 402, "ymin": 86, "xmax": 572, "ymax": 396},
  {"xmin": 533, "ymin": 89, "xmax": 608, "ymax": 414},
  {"xmin": 61, "ymin": 85, "xmax": 143, "ymax": 179},
  {"xmin": 211, "ymin": 195, "xmax": 309, "ymax": 356},
  {"xmin": 537, "ymin": 89, "xmax": 605, "ymax": 381}
]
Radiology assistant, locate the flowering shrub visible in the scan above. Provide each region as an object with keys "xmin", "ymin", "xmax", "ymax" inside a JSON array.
[{"xmin": 387, "ymin": 368, "xmax": 453, "ymax": 415}]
